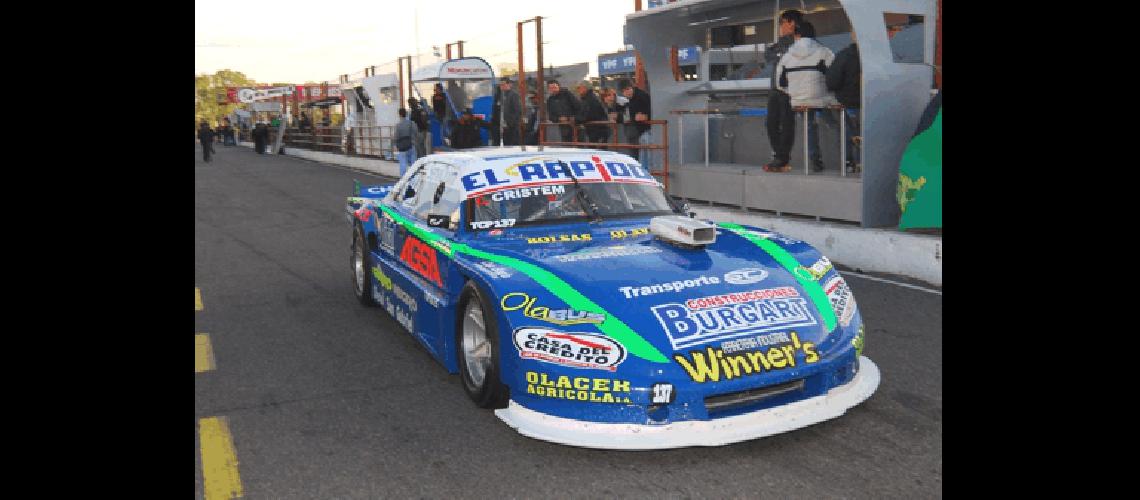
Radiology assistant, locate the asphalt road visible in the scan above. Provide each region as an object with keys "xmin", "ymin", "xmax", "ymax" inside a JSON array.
[{"xmin": 195, "ymin": 144, "xmax": 942, "ymax": 499}]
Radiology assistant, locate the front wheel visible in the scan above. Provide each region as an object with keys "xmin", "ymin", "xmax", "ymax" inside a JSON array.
[
  {"xmin": 456, "ymin": 282, "xmax": 509, "ymax": 408},
  {"xmin": 351, "ymin": 224, "xmax": 378, "ymax": 306}
]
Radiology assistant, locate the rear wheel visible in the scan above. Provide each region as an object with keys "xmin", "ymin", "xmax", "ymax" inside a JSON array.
[
  {"xmin": 351, "ymin": 224, "xmax": 378, "ymax": 306},
  {"xmin": 456, "ymin": 282, "xmax": 509, "ymax": 408}
]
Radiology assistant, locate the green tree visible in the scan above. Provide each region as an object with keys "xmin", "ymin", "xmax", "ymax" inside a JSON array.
[{"xmin": 194, "ymin": 69, "xmax": 255, "ymax": 126}]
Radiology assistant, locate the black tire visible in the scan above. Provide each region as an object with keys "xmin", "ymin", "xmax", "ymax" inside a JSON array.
[
  {"xmin": 456, "ymin": 281, "xmax": 510, "ymax": 408},
  {"xmin": 351, "ymin": 223, "xmax": 378, "ymax": 306}
]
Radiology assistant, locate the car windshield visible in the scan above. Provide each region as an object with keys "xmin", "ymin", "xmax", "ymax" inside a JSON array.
[{"xmin": 466, "ymin": 181, "xmax": 677, "ymax": 230}]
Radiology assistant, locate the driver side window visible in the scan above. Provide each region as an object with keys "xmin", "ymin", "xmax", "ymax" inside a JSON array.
[
  {"xmin": 395, "ymin": 166, "xmax": 427, "ymax": 210},
  {"xmin": 413, "ymin": 162, "xmax": 462, "ymax": 230}
]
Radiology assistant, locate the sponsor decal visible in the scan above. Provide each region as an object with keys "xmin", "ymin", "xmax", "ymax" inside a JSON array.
[
  {"xmin": 651, "ymin": 383, "xmax": 675, "ymax": 404},
  {"xmin": 527, "ymin": 233, "xmax": 592, "ymax": 244},
  {"xmin": 380, "ymin": 214, "xmax": 395, "ymax": 254},
  {"xmin": 501, "ymin": 292, "xmax": 605, "ymax": 326},
  {"xmin": 723, "ymin": 268, "xmax": 768, "ymax": 286},
  {"xmin": 400, "ymin": 236, "xmax": 443, "ymax": 287},
  {"xmin": 424, "ymin": 291, "xmax": 443, "ymax": 308},
  {"xmin": 488, "ymin": 229, "xmax": 503, "ymax": 236},
  {"xmin": 353, "ymin": 207, "xmax": 373, "ymax": 222},
  {"xmin": 364, "ymin": 186, "xmax": 392, "ymax": 196},
  {"xmin": 553, "ymin": 245, "xmax": 662, "ymax": 263},
  {"xmin": 525, "ymin": 371, "xmax": 632, "ymax": 403},
  {"xmin": 720, "ymin": 331, "xmax": 794, "ymax": 354},
  {"xmin": 651, "ymin": 287, "xmax": 819, "ymax": 350},
  {"xmin": 796, "ymin": 256, "xmax": 833, "ymax": 282},
  {"xmin": 853, "ymin": 323, "xmax": 864, "ymax": 356},
  {"xmin": 619, "ymin": 275, "xmax": 720, "ymax": 299},
  {"xmin": 824, "ymin": 275, "xmax": 856, "ymax": 327},
  {"xmin": 674, "ymin": 332, "xmax": 820, "ymax": 383},
  {"xmin": 427, "ymin": 215, "xmax": 450, "ymax": 228},
  {"xmin": 371, "ymin": 266, "xmax": 393, "ymax": 291},
  {"xmin": 462, "ymin": 158, "xmax": 658, "ymax": 198},
  {"xmin": 741, "ymin": 229, "xmax": 802, "ymax": 246},
  {"xmin": 513, "ymin": 328, "xmax": 626, "ymax": 371},
  {"xmin": 473, "ymin": 260, "xmax": 513, "ymax": 279},
  {"xmin": 380, "ymin": 291, "xmax": 414, "ymax": 332},
  {"xmin": 487, "ymin": 184, "xmax": 566, "ymax": 202},
  {"xmin": 609, "ymin": 227, "xmax": 650, "ymax": 239},
  {"xmin": 392, "ymin": 284, "xmax": 418, "ymax": 313},
  {"xmin": 470, "ymin": 218, "xmax": 516, "ymax": 230}
]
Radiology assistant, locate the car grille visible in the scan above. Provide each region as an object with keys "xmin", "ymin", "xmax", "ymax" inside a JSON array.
[{"xmin": 704, "ymin": 378, "xmax": 806, "ymax": 415}]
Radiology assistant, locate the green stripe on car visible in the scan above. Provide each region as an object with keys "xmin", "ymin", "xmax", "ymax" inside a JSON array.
[{"xmin": 376, "ymin": 205, "xmax": 670, "ymax": 363}]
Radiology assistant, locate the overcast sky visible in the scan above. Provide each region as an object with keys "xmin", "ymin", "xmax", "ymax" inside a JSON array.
[{"xmin": 195, "ymin": 0, "xmax": 637, "ymax": 83}]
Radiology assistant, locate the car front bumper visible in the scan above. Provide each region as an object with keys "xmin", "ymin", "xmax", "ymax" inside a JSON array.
[{"xmin": 494, "ymin": 355, "xmax": 880, "ymax": 450}]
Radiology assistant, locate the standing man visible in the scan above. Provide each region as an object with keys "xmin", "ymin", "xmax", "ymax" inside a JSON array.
[
  {"xmin": 827, "ymin": 32, "xmax": 862, "ymax": 173},
  {"xmin": 395, "ymin": 108, "xmax": 418, "ymax": 176},
  {"xmin": 490, "ymin": 82, "xmax": 502, "ymax": 146},
  {"xmin": 545, "ymin": 80, "xmax": 581, "ymax": 143},
  {"xmin": 498, "ymin": 78, "xmax": 522, "ymax": 146},
  {"xmin": 762, "ymin": 9, "xmax": 804, "ymax": 171},
  {"xmin": 575, "ymin": 81, "xmax": 610, "ymax": 144},
  {"xmin": 254, "ymin": 121, "xmax": 268, "ymax": 154},
  {"xmin": 618, "ymin": 79, "xmax": 652, "ymax": 168},
  {"xmin": 408, "ymin": 98, "xmax": 429, "ymax": 157},
  {"xmin": 198, "ymin": 121, "xmax": 216, "ymax": 162},
  {"xmin": 524, "ymin": 91, "xmax": 540, "ymax": 146}
]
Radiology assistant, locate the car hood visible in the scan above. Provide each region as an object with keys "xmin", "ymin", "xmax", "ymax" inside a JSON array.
[{"xmin": 462, "ymin": 223, "xmax": 843, "ymax": 389}]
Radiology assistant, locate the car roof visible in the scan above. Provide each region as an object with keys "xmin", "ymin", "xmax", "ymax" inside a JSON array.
[{"xmin": 410, "ymin": 147, "xmax": 658, "ymax": 198}]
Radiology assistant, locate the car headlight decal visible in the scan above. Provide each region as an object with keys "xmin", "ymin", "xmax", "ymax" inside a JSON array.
[{"xmin": 377, "ymin": 204, "xmax": 670, "ymax": 364}]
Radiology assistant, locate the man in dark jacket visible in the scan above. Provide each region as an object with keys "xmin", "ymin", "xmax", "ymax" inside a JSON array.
[
  {"xmin": 254, "ymin": 122, "xmax": 268, "ymax": 154},
  {"xmin": 575, "ymin": 81, "xmax": 611, "ymax": 144},
  {"xmin": 762, "ymin": 9, "xmax": 803, "ymax": 171},
  {"xmin": 524, "ymin": 92, "xmax": 540, "ymax": 146},
  {"xmin": 826, "ymin": 36, "xmax": 861, "ymax": 173},
  {"xmin": 490, "ymin": 85, "xmax": 502, "ymax": 146},
  {"xmin": 499, "ymin": 78, "xmax": 523, "ymax": 146},
  {"xmin": 450, "ymin": 109, "xmax": 488, "ymax": 149},
  {"xmin": 198, "ymin": 121, "xmax": 216, "ymax": 162},
  {"xmin": 408, "ymin": 98, "xmax": 429, "ymax": 157},
  {"xmin": 618, "ymin": 79, "xmax": 652, "ymax": 166},
  {"xmin": 545, "ymin": 80, "xmax": 581, "ymax": 143}
]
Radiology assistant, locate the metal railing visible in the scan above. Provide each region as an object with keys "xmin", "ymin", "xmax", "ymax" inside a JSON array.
[
  {"xmin": 538, "ymin": 119, "xmax": 670, "ymax": 191},
  {"xmin": 344, "ymin": 125, "xmax": 395, "ymax": 158},
  {"xmin": 282, "ymin": 126, "xmax": 344, "ymax": 153},
  {"xmin": 673, "ymin": 107, "xmax": 859, "ymax": 177}
]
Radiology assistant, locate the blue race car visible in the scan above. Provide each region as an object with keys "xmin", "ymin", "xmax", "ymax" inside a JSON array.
[{"xmin": 347, "ymin": 147, "xmax": 879, "ymax": 450}]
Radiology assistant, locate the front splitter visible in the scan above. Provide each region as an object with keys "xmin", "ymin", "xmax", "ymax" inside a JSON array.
[{"xmin": 495, "ymin": 355, "xmax": 880, "ymax": 450}]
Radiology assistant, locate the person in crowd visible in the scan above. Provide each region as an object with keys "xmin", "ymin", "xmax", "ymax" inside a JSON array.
[
  {"xmin": 321, "ymin": 113, "xmax": 331, "ymax": 127},
  {"xmin": 395, "ymin": 108, "xmax": 418, "ymax": 176},
  {"xmin": 762, "ymin": 9, "xmax": 804, "ymax": 172},
  {"xmin": 618, "ymin": 79, "xmax": 652, "ymax": 167},
  {"xmin": 240, "ymin": 121, "xmax": 250, "ymax": 143},
  {"xmin": 219, "ymin": 117, "xmax": 232, "ymax": 146},
  {"xmin": 431, "ymin": 84, "xmax": 447, "ymax": 122},
  {"xmin": 601, "ymin": 88, "xmax": 624, "ymax": 146},
  {"xmin": 450, "ymin": 108, "xmax": 488, "ymax": 149},
  {"xmin": 575, "ymin": 81, "xmax": 610, "ymax": 144},
  {"xmin": 408, "ymin": 98, "xmax": 430, "ymax": 157},
  {"xmin": 498, "ymin": 78, "xmax": 522, "ymax": 146},
  {"xmin": 270, "ymin": 115, "xmax": 281, "ymax": 129},
  {"xmin": 774, "ymin": 20, "xmax": 838, "ymax": 173},
  {"xmin": 198, "ymin": 121, "xmax": 216, "ymax": 162},
  {"xmin": 827, "ymin": 31, "xmax": 862, "ymax": 173},
  {"xmin": 524, "ymin": 91, "xmax": 540, "ymax": 146},
  {"xmin": 545, "ymin": 79, "xmax": 581, "ymax": 143},
  {"xmin": 490, "ymin": 82, "xmax": 502, "ymax": 146},
  {"xmin": 254, "ymin": 121, "xmax": 268, "ymax": 154},
  {"xmin": 300, "ymin": 112, "xmax": 312, "ymax": 131}
]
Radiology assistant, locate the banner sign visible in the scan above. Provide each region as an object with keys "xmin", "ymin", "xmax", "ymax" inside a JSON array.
[{"xmin": 599, "ymin": 51, "xmax": 637, "ymax": 76}]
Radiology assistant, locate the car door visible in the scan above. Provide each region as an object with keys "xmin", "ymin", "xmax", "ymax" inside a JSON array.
[{"xmin": 387, "ymin": 161, "xmax": 462, "ymax": 358}]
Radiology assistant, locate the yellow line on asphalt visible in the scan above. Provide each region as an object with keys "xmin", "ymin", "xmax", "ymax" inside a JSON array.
[
  {"xmin": 199, "ymin": 417, "xmax": 243, "ymax": 499},
  {"xmin": 196, "ymin": 288, "xmax": 204, "ymax": 311},
  {"xmin": 196, "ymin": 334, "xmax": 216, "ymax": 373}
]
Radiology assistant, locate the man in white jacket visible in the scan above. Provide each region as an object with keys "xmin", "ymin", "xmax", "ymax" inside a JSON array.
[{"xmin": 773, "ymin": 21, "xmax": 839, "ymax": 173}]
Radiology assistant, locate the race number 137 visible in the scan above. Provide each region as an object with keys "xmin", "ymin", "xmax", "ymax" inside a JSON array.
[{"xmin": 652, "ymin": 383, "xmax": 675, "ymax": 404}]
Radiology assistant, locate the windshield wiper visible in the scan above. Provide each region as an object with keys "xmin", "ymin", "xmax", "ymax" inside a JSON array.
[{"xmin": 554, "ymin": 159, "xmax": 603, "ymax": 222}]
